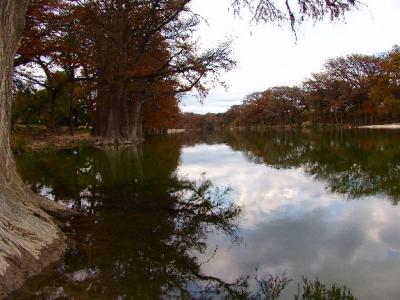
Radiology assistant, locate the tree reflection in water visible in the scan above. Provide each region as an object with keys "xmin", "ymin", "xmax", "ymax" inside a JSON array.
[
  {"xmin": 14, "ymin": 139, "xmax": 358, "ymax": 299},
  {"xmin": 14, "ymin": 143, "xmax": 250, "ymax": 299},
  {"xmin": 225, "ymin": 129, "xmax": 400, "ymax": 204}
]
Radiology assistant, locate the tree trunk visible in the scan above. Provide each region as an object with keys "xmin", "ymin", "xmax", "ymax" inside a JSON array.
[
  {"xmin": 96, "ymin": 87, "xmax": 145, "ymax": 145},
  {"xmin": 96, "ymin": 80, "xmax": 136, "ymax": 145},
  {"xmin": 102, "ymin": 102, "xmax": 124, "ymax": 144},
  {"xmin": 0, "ymin": 1, "xmax": 67, "ymax": 297},
  {"xmin": 47, "ymin": 89, "xmax": 57, "ymax": 130},
  {"xmin": 137, "ymin": 105, "xmax": 144, "ymax": 141},
  {"xmin": 128, "ymin": 98, "xmax": 143, "ymax": 143},
  {"xmin": 68, "ymin": 69, "xmax": 75, "ymax": 136}
]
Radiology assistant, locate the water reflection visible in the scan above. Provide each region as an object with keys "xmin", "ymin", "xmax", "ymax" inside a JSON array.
[
  {"xmin": 177, "ymin": 130, "xmax": 400, "ymax": 299},
  {"xmin": 225, "ymin": 129, "xmax": 400, "ymax": 203},
  {"xmin": 13, "ymin": 130, "xmax": 400, "ymax": 299},
  {"xmin": 13, "ymin": 141, "xmax": 251, "ymax": 299}
]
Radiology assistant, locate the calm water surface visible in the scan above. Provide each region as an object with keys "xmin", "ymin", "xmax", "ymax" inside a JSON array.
[{"xmin": 12, "ymin": 129, "xmax": 400, "ymax": 299}]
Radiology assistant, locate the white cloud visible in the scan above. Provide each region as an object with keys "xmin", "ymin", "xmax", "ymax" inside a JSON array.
[{"xmin": 181, "ymin": 0, "xmax": 400, "ymax": 114}]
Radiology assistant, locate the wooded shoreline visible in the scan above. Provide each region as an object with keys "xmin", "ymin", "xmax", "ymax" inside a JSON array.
[{"xmin": 10, "ymin": 122, "xmax": 400, "ymax": 153}]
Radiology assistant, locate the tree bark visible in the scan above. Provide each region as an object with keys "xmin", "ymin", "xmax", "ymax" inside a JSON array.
[
  {"xmin": 0, "ymin": 1, "xmax": 67, "ymax": 297},
  {"xmin": 137, "ymin": 105, "xmax": 144, "ymax": 141},
  {"xmin": 95, "ymin": 82, "xmax": 144, "ymax": 145},
  {"xmin": 128, "ymin": 98, "xmax": 143, "ymax": 143}
]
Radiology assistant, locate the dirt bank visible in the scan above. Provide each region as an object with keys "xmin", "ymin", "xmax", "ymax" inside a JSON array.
[{"xmin": 11, "ymin": 127, "xmax": 97, "ymax": 152}]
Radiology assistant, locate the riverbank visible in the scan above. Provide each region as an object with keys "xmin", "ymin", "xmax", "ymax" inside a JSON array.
[
  {"xmin": 11, "ymin": 126, "xmax": 191, "ymax": 152},
  {"xmin": 11, "ymin": 126, "xmax": 97, "ymax": 152}
]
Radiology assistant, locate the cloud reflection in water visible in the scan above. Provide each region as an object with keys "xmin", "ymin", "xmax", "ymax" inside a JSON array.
[{"xmin": 178, "ymin": 143, "xmax": 400, "ymax": 299}]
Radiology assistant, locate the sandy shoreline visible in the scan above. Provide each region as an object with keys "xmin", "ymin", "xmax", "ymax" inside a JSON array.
[{"xmin": 358, "ymin": 124, "xmax": 400, "ymax": 129}]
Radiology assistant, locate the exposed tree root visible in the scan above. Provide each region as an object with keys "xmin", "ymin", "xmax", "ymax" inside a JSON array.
[{"xmin": 0, "ymin": 180, "xmax": 71, "ymax": 299}]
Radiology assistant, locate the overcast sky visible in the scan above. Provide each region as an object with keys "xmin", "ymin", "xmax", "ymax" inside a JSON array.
[{"xmin": 180, "ymin": 0, "xmax": 400, "ymax": 114}]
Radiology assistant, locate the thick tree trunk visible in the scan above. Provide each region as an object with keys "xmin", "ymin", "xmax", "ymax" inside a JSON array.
[
  {"xmin": 96, "ymin": 87, "xmax": 144, "ymax": 145},
  {"xmin": 128, "ymin": 99, "xmax": 143, "ymax": 143},
  {"xmin": 95, "ymin": 80, "xmax": 130, "ymax": 144},
  {"xmin": 0, "ymin": 1, "xmax": 67, "ymax": 297},
  {"xmin": 102, "ymin": 102, "xmax": 126, "ymax": 144}
]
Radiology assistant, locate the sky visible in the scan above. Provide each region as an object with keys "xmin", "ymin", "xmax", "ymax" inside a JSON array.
[{"xmin": 180, "ymin": 0, "xmax": 400, "ymax": 114}]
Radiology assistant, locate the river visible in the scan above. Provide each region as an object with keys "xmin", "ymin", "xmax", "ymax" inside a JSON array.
[{"xmin": 11, "ymin": 129, "xmax": 400, "ymax": 299}]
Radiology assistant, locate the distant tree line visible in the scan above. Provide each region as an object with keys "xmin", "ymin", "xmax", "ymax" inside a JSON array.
[
  {"xmin": 224, "ymin": 46, "xmax": 400, "ymax": 128},
  {"xmin": 179, "ymin": 112, "xmax": 224, "ymax": 132}
]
